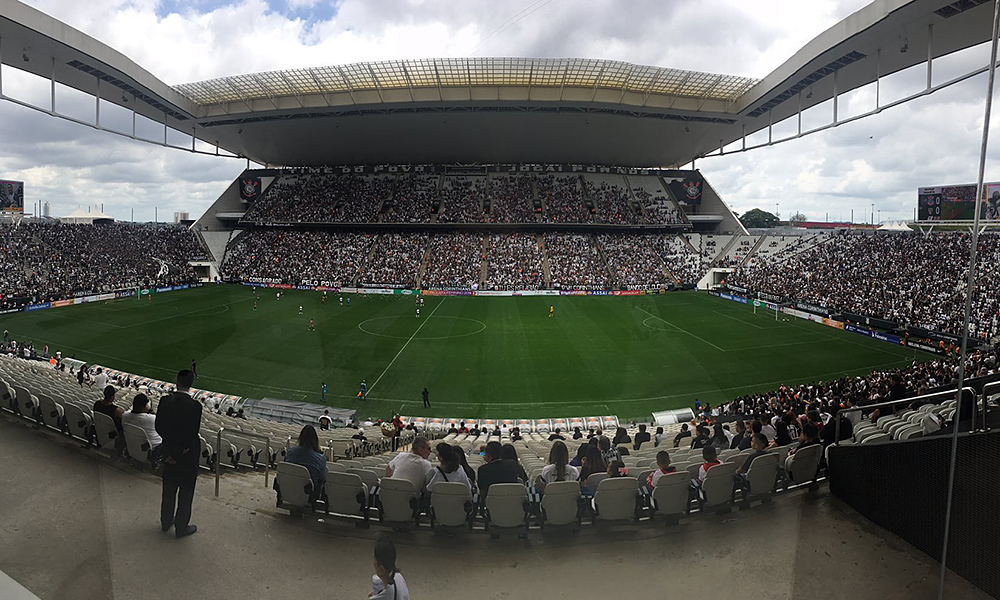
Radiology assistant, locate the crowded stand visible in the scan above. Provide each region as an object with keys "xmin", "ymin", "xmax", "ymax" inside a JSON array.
[
  {"xmin": 543, "ymin": 233, "xmax": 609, "ymax": 288},
  {"xmin": 221, "ymin": 228, "xmax": 708, "ymax": 291},
  {"xmin": 487, "ymin": 174, "xmax": 537, "ymax": 223},
  {"xmin": 358, "ymin": 233, "xmax": 428, "ymax": 288},
  {"xmin": 648, "ymin": 235, "xmax": 704, "ymax": 284},
  {"xmin": 485, "ymin": 233, "xmax": 544, "ymax": 290},
  {"xmin": 239, "ymin": 170, "xmax": 702, "ymax": 226},
  {"xmin": 584, "ymin": 178, "xmax": 640, "ymax": 225},
  {"xmin": 0, "ymin": 221, "xmax": 202, "ymax": 308},
  {"xmin": 381, "ymin": 175, "xmax": 435, "ymax": 224},
  {"xmin": 242, "ymin": 174, "xmax": 339, "ymax": 223},
  {"xmin": 437, "ymin": 177, "xmax": 486, "ymax": 224},
  {"xmin": 727, "ymin": 231, "xmax": 1000, "ymax": 340},
  {"xmin": 713, "ymin": 346, "xmax": 998, "ymax": 435},
  {"xmin": 334, "ymin": 175, "xmax": 394, "ymax": 224},
  {"xmin": 222, "ymin": 229, "xmax": 373, "ymax": 286},
  {"xmin": 421, "ymin": 233, "xmax": 483, "ymax": 289},
  {"xmin": 538, "ymin": 175, "xmax": 592, "ymax": 223},
  {"xmin": 598, "ymin": 234, "xmax": 670, "ymax": 288},
  {"xmin": 630, "ymin": 177, "xmax": 684, "ymax": 224}
]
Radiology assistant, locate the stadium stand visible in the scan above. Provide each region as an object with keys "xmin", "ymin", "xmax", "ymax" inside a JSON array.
[
  {"xmin": 222, "ymin": 229, "xmax": 373, "ymax": 286},
  {"xmin": 727, "ymin": 231, "xmax": 1000, "ymax": 340},
  {"xmin": 583, "ymin": 175, "xmax": 640, "ymax": 225},
  {"xmin": 487, "ymin": 173, "xmax": 536, "ymax": 224},
  {"xmin": 437, "ymin": 176, "xmax": 486, "ymax": 224},
  {"xmin": 0, "ymin": 221, "xmax": 203, "ymax": 309},
  {"xmin": 543, "ymin": 233, "xmax": 609, "ymax": 288},
  {"xmin": 382, "ymin": 174, "xmax": 436, "ymax": 224},
  {"xmin": 221, "ymin": 229, "xmax": 707, "ymax": 290},
  {"xmin": 4, "ymin": 347, "xmax": 993, "ymax": 539},
  {"xmin": 597, "ymin": 233, "xmax": 670, "ymax": 288},
  {"xmin": 358, "ymin": 233, "xmax": 428, "ymax": 288},
  {"xmin": 628, "ymin": 174, "xmax": 684, "ymax": 224},
  {"xmin": 485, "ymin": 233, "xmax": 544, "ymax": 290},
  {"xmin": 421, "ymin": 233, "xmax": 484, "ymax": 289},
  {"xmin": 538, "ymin": 174, "xmax": 592, "ymax": 224}
]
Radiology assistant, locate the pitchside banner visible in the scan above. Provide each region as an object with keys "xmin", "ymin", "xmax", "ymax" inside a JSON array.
[
  {"xmin": 0, "ymin": 180, "xmax": 24, "ymax": 212},
  {"xmin": 918, "ymin": 183, "xmax": 1000, "ymax": 221}
]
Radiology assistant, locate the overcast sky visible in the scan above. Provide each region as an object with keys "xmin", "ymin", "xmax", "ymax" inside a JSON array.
[{"xmin": 4, "ymin": 0, "xmax": 1000, "ymax": 222}]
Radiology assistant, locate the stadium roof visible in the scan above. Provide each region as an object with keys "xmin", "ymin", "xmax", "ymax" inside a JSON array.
[
  {"xmin": 173, "ymin": 59, "xmax": 760, "ymax": 107},
  {"xmin": 0, "ymin": 0, "xmax": 996, "ymax": 166}
]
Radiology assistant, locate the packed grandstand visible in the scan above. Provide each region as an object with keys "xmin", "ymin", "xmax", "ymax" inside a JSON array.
[{"xmin": 1, "ymin": 195, "xmax": 997, "ymax": 344}]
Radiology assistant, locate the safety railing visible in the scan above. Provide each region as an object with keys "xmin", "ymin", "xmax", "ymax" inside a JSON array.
[
  {"xmin": 214, "ymin": 427, "xmax": 273, "ymax": 497},
  {"xmin": 834, "ymin": 387, "xmax": 976, "ymax": 445}
]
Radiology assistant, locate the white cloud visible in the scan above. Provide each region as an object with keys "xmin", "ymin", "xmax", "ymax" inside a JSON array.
[{"xmin": 4, "ymin": 0, "xmax": 997, "ymax": 222}]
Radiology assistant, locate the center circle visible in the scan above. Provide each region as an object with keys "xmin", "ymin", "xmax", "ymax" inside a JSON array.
[
  {"xmin": 641, "ymin": 316, "xmax": 674, "ymax": 331},
  {"xmin": 358, "ymin": 315, "xmax": 487, "ymax": 340}
]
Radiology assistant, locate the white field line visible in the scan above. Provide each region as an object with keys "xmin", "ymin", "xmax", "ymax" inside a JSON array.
[
  {"xmin": 367, "ymin": 298, "xmax": 445, "ymax": 393},
  {"xmin": 636, "ymin": 306, "xmax": 725, "ymax": 352}
]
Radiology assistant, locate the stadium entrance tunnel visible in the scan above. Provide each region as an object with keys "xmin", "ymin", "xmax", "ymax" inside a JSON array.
[{"xmin": 357, "ymin": 315, "xmax": 487, "ymax": 340}]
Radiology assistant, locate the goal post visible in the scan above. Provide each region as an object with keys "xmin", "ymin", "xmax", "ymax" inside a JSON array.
[{"xmin": 751, "ymin": 298, "xmax": 780, "ymax": 320}]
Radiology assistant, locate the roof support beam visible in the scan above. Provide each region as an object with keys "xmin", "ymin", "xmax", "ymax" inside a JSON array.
[
  {"xmin": 642, "ymin": 70, "xmax": 664, "ymax": 107},
  {"xmin": 249, "ymin": 74, "xmax": 280, "ymax": 110},
  {"xmin": 366, "ymin": 64, "xmax": 384, "ymax": 102},
  {"xmin": 433, "ymin": 61, "xmax": 443, "ymax": 100},
  {"xmin": 335, "ymin": 66, "xmax": 357, "ymax": 104},
  {"xmin": 221, "ymin": 79, "xmax": 254, "ymax": 113},
  {"xmin": 308, "ymin": 70, "xmax": 332, "ymax": 107},
  {"xmin": 558, "ymin": 62, "xmax": 569, "ymax": 101},
  {"xmin": 276, "ymin": 72, "xmax": 304, "ymax": 108},
  {"xmin": 591, "ymin": 62, "xmax": 607, "ymax": 102},
  {"xmin": 400, "ymin": 64, "xmax": 415, "ymax": 102},
  {"xmin": 927, "ymin": 23, "xmax": 934, "ymax": 89}
]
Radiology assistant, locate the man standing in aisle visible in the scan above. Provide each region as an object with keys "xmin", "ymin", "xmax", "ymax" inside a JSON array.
[{"xmin": 155, "ymin": 369, "xmax": 202, "ymax": 538}]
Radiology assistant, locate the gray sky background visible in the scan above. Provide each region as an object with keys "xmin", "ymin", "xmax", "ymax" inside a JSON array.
[{"xmin": 4, "ymin": 0, "xmax": 1000, "ymax": 222}]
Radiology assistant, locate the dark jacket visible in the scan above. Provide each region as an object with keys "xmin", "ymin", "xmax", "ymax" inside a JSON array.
[
  {"xmin": 633, "ymin": 431, "xmax": 651, "ymax": 450},
  {"xmin": 155, "ymin": 391, "xmax": 203, "ymax": 470},
  {"xmin": 477, "ymin": 459, "xmax": 519, "ymax": 498}
]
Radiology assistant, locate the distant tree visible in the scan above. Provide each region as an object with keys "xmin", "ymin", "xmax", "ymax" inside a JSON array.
[
  {"xmin": 789, "ymin": 212, "xmax": 808, "ymax": 223},
  {"xmin": 739, "ymin": 208, "xmax": 780, "ymax": 228}
]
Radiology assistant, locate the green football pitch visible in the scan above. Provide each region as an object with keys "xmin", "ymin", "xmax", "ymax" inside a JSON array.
[{"xmin": 0, "ymin": 286, "xmax": 929, "ymax": 420}]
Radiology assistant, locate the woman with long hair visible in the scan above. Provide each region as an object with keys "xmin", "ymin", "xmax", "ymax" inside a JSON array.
[
  {"xmin": 283, "ymin": 424, "xmax": 327, "ymax": 489},
  {"xmin": 569, "ymin": 443, "xmax": 588, "ymax": 467},
  {"xmin": 501, "ymin": 443, "xmax": 528, "ymax": 482},
  {"xmin": 426, "ymin": 442, "xmax": 471, "ymax": 494},
  {"xmin": 709, "ymin": 422, "xmax": 729, "ymax": 451},
  {"xmin": 770, "ymin": 422, "xmax": 793, "ymax": 447},
  {"xmin": 540, "ymin": 440, "xmax": 579, "ymax": 492},
  {"xmin": 579, "ymin": 445, "xmax": 607, "ymax": 482},
  {"xmin": 453, "ymin": 444, "xmax": 476, "ymax": 485},
  {"xmin": 611, "ymin": 426, "xmax": 631, "ymax": 446}
]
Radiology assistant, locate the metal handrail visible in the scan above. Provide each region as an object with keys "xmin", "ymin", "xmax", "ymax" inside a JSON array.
[
  {"xmin": 214, "ymin": 426, "xmax": 272, "ymax": 497},
  {"xmin": 834, "ymin": 387, "xmax": 975, "ymax": 445}
]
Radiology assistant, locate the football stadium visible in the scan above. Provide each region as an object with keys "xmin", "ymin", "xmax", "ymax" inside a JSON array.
[{"xmin": 2, "ymin": 1, "xmax": 1000, "ymax": 599}]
